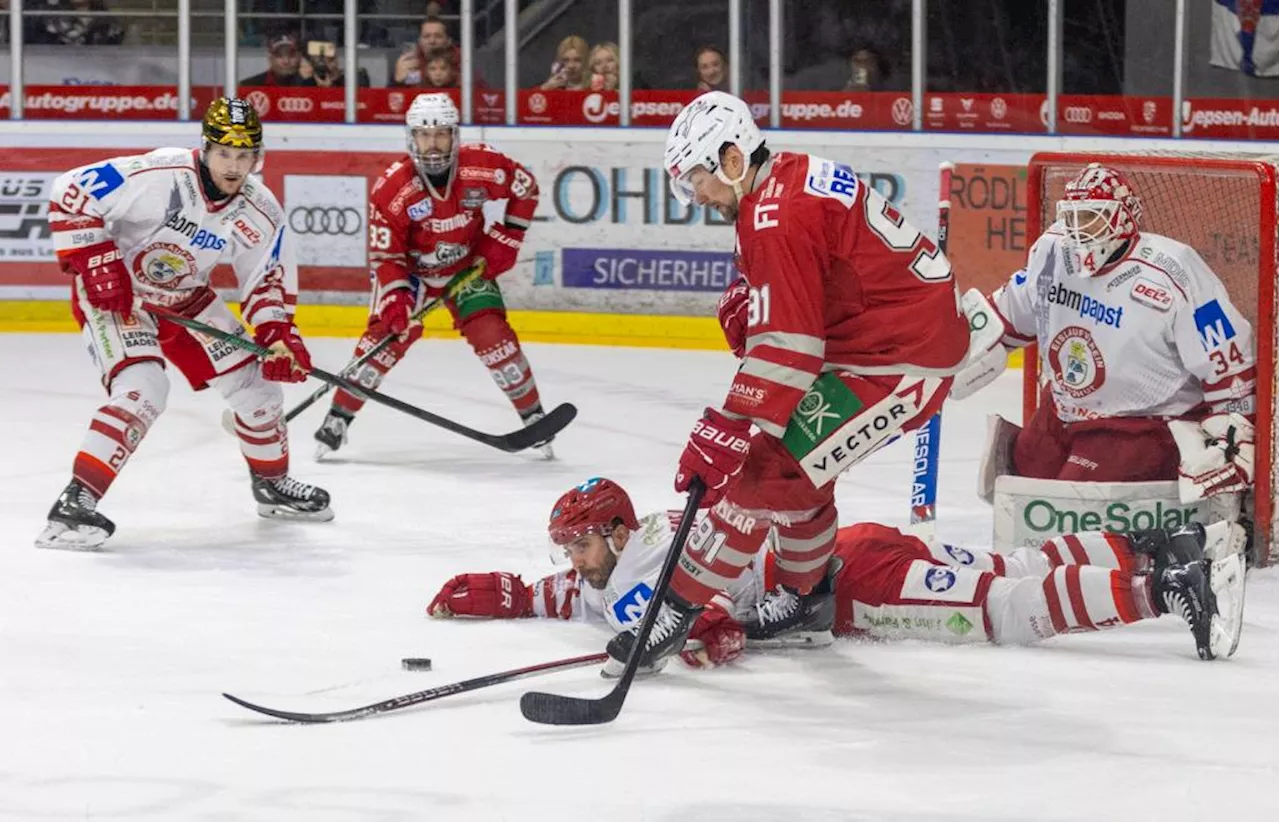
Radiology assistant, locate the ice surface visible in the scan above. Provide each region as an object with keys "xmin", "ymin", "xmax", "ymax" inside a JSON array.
[{"xmin": 1, "ymin": 334, "xmax": 1275, "ymax": 821}]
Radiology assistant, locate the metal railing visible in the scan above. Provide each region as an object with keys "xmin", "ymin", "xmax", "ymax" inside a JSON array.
[{"xmin": 2, "ymin": 0, "xmax": 1209, "ymax": 136}]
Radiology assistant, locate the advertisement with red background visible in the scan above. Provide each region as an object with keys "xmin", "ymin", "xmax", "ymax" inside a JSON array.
[{"xmin": 0, "ymin": 148, "xmax": 399, "ymax": 295}]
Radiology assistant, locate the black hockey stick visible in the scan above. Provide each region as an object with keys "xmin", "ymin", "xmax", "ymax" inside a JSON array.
[
  {"xmin": 150, "ymin": 307, "xmax": 576, "ymax": 454},
  {"xmin": 283, "ymin": 262, "xmax": 486, "ymax": 423},
  {"xmin": 520, "ymin": 479, "xmax": 706, "ymax": 725},
  {"xmin": 223, "ymin": 652, "xmax": 609, "ymax": 724}
]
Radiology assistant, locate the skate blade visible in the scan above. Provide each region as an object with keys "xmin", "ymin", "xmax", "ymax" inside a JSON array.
[
  {"xmin": 34, "ymin": 523, "xmax": 108, "ymax": 551},
  {"xmin": 600, "ymin": 658, "xmax": 666, "ymax": 679},
  {"xmin": 256, "ymin": 504, "xmax": 335, "ymax": 523},
  {"xmin": 313, "ymin": 442, "xmax": 334, "ymax": 461},
  {"xmin": 746, "ymin": 630, "xmax": 834, "ymax": 650},
  {"xmin": 1207, "ymin": 553, "xmax": 1247, "ymax": 659},
  {"xmin": 536, "ymin": 444, "xmax": 556, "ymax": 460}
]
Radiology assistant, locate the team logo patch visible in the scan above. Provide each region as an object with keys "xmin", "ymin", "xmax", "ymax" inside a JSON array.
[
  {"xmin": 407, "ymin": 199, "xmax": 433, "ymax": 221},
  {"xmin": 1047, "ymin": 325, "xmax": 1106, "ymax": 399},
  {"xmin": 611, "ymin": 582, "xmax": 653, "ymax": 626},
  {"xmin": 75, "ymin": 162, "xmax": 125, "ymax": 200},
  {"xmin": 943, "ymin": 544, "xmax": 974, "ymax": 565},
  {"xmin": 460, "ymin": 187, "xmax": 486, "ymax": 210},
  {"xmin": 1130, "ymin": 277, "xmax": 1173, "ymax": 311},
  {"xmin": 924, "ymin": 567, "xmax": 957, "ymax": 593},
  {"xmin": 1193, "ymin": 299, "xmax": 1237, "ymax": 351},
  {"xmin": 135, "ymin": 242, "xmax": 195, "ymax": 286}
]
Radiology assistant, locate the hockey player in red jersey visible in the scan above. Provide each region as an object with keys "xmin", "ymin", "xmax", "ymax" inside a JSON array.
[
  {"xmin": 602, "ymin": 91, "xmax": 972, "ymax": 673},
  {"xmin": 428, "ymin": 478, "xmax": 1247, "ymax": 664},
  {"xmin": 313, "ymin": 92, "xmax": 554, "ymax": 458}
]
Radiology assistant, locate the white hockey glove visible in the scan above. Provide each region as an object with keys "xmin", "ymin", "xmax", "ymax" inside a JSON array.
[
  {"xmin": 949, "ymin": 288, "xmax": 1008, "ymax": 401},
  {"xmin": 1167, "ymin": 413, "xmax": 1255, "ymax": 503}
]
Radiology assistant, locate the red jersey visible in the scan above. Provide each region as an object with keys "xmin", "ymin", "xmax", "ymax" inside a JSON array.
[
  {"xmin": 725, "ymin": 152, "xmax": 970, "ymax": 436},
  {"xmin": 368, "ymin": 143, "xmax": 538, "ymax": 297}
]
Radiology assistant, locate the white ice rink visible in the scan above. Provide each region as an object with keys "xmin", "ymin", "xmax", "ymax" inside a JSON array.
[{"xmin": 1, "ymin": 333, "xmax": 1276, "ymax": 822}]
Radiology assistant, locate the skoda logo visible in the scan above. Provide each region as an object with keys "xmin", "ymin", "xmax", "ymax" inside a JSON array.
[{"xmin": 289, "ymin": 206, "xmax": 361, "ymax": 235}]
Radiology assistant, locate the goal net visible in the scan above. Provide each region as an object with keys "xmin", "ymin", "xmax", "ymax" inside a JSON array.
[{"xmin": 1025, "ymin": 151, "xmax": 1278, "ymax": 565}]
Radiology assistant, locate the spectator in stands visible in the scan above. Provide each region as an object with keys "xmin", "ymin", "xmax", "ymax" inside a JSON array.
[
  {"xmin": 298, "ymin": 41, "xmax": 372, "ymax": 88},
  {"xmin": 589, "ymin": 42, "xmax": 620, "ymax": 91},
  {"xmin": 695, "ymin": 45, "xmax": 729, "ymax": 91},
  {"xmin": 541, "ymin": 35, "xmax": 590, "ymax": 90},
  {"xmin": 391, "ymin": 15, "xmax": 459, "ymax": 87},
  {"xmin": 423, "ymin": 49, "xmax": 458, "ymax": 88},
  {"xmin": 844, "ymin": 47, "xmax": 889, "ymax": 91},
  {"xmin": 26, "ymin": 0, "xmax": 124, "ymax": 46},
  {"xmin": 241, "ymin": 33, "xmax": 316, "ymax": 87}
]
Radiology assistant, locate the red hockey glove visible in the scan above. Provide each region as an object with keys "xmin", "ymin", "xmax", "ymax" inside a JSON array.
[
  {"xmin": 374, "ymin": 287, "xmax": 418, "ymax": 340},
  {"xmin": 254, "ymin": 320, "xmax": 312, "ymax": 383},
  {"xmin": 718, "ymin": 277, "xmax": 749, "ymax": 358},
  {"xmin": 64, "ymin": 241, "xmax": 132, "ymax": 314},
  {"xmin": 473, "ymin": 223, "xmax": 524, "ymax": 278},
  {"xmin": 680, "ymin": 606, "xmax": 746, "ymax": 668},
  {"xmin": 674, "ymin": 407, "xmax": 752, "ymax": 507},
  {"xmin": 428, "ymin": 572, "xmax": 532, "ymax": 618}
]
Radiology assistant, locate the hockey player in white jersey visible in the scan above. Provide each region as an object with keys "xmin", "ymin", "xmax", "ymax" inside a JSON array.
[
  {"xmin": 952, "ymin": 163, "xmax": 1256, "ymax": 504},
  {"xmin": 35, "ymin": 97, "xmax": 332, "ymax": 551},
  {"xmin": 427, "ymin": 478, "xmax": 1247, "ymax": 670}
]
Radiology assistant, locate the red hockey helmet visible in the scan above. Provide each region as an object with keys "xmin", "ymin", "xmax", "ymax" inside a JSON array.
[
  {"xmin": 547, "ymin": 477, "xmax": 640, "ymax": 546},
  {"xmin": 1055, "ymin": 163, "xmax": 1143, "ymax": 276}
]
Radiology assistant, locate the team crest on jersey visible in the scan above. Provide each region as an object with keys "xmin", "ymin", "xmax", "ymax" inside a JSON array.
[
  {"xmin": 460, "ymin": 187, "xmax": 487, "ymax": 210},
  {"xmin": 412, "ymin": 241, "xmax": 468, "ymax": 271},
  {"xmin": 943, "ymin": 544, "xmax": 974, "ymax": 565},
  {"xmin": 1047, "ymin": 325, "xmax": 1106, "ymax": 399},
  {"xmin": 407, "ymin": 198, "xmax": 433, "ymax": 221},
  {"xmin": 924, "ymin": 567, "xmax": 957, "ymax": 593},
  {"xmin": 1130, "ymin": 277, "xmax": 1173, "ymax": 311},
  {"xmin": 135, "ymin": 242, "xmax": 195, "ymax": 286}
]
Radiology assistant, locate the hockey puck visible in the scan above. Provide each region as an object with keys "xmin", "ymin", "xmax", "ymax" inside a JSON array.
[{"xmin": 401, "ymin": 657, "xmax": 433, "ymax": 671}]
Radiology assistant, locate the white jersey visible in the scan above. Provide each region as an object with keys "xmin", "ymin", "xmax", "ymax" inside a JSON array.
[
  {"xmin": 48, "ymin": 148, "xmax": 295, "ymax": 328},
  {"xmin": 993, "ymin": 227, "xmax": 1255, "ymax": 422},
  {"xmin": 529, "ymin": 512, "xmax": 769, "ymax": 632}
]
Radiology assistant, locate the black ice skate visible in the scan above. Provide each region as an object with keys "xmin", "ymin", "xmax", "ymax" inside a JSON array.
[
  {"xmin": 313, "ymin": 408, "xmax": 353, "ymax": 460},
  {"xmin": 1129, "ymin": 522, "xmax": 1206, "ymax": 575},
  {"xmin": 520, "ymin": 405, "xmax": 556, "ymax": 460},
  {"xmin": 34, "ymin": 480, "xmax": 116, "ymax": 551},
  {"xmin": 1155, "ymin": 529, "xmax": 1247, "ymax": 662},
  {"xmin": 603, "ymin": 595, "xmax": 702, "ymax": 678},
  {"xmin": 742, "ymin": 583, "xmax": 836, "ymax": 649},
  {"xmin": 251, "ymin": 474, "xmax": 334, "ymax": 522}
]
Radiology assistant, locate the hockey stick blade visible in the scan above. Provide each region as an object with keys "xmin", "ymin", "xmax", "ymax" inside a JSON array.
[
  {"xmin": 494, "ymin": 402, "xmax": 577, "ymax": 452},
  {"xmin": 224, "ymin": 652, "xmax": 608, "ymax": 724},
  {"xmin": 520, "ymin": 480, "xmax": 705, "ymax": 726}
]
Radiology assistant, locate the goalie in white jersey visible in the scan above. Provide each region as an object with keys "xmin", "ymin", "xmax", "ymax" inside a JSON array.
[
  {"xmin": 952, "ymin": 163, "xmax": 1256, "ymax": 507},
  {"xmin": 35, "ymin": 97, "xmax": 332, "ymax": 551},
  {"xmin": 427, "ymin": 477, "xmax": 1247, "ymax": 670}
]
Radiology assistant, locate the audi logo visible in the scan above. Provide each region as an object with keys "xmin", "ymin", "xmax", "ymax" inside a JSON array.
[
  {"xmin": 1062, "ymin": 106, "xmax": 1093, "ymax": 124},
  {"xmin": 289, "ymin": 206, "xmax": 362, "ymax": 235},
  {"xmin": 277, "ymin": 97, "xmax": 314, "ymax": 114}
]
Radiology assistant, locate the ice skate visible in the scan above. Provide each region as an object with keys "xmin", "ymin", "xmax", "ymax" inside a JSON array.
[
  {"xmin": 521, "ymin": 406, "xmax": 556, "ymax": 460},
  {"xmin": 35, "ymin": 480, "xmax": 116, "ymax": 551},
  {"xmin": 251, "ymin": 474, "xmax": 334, "ymax": 521},
  {"xmin": 603, "ymin": 595, "xmax": 701, "ymax": 678},
  {"xmin": 313, "ymin": 409, "xmax": 353, "ymax": 460},
  {"xmin": 742, "ymin": 584, "xmax": 836, "ymax": 649},
  {"xmin": 1129, "ymin": 522, "xmax": 1207, "ymax": 575},
  {"xmin": 1155, "ymin": 538, "xmax": 1246, "ymax": 661}
]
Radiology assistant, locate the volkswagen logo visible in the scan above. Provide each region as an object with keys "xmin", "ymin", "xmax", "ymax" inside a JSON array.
[
  {"xmin": 289, "ymin": 206, "xmax": 362, "ymax": 235},
  {"xmin": 890, "ymin": 97, "xmax": 913, "ymax": 126},
  {"xmin": 277, "ymin": 96, "xmax": 315, "ymax": 114},
  {"xmin": 245, "ymin": 90, "xmax": 271, "ymax": 116},
  {"xmin": 1062, "ymin": 106, "xmax": 1093, "ymax": 124}
]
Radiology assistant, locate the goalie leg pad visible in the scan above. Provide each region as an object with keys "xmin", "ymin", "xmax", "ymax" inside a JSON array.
[{"xmin": 977, "ymin": 413, "xmax": 1021, "ymax": 504}]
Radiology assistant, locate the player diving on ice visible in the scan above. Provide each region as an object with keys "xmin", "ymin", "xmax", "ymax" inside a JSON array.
[
  {"xmin": 950, "ymin": 163, "xmax": 1256, "ymax": 522},
  {"xmin": 597, "ymin": 90, "xmax": 973, "ymax": 673},
  {"xmin": 428, "ymin": 478, "xmax": 1248, "ymax": 666},
  {"xmin": 313, "ymin": 93, "xmax": 556, "ymax": 460},
  {"xmin": 36, "ymin": 97, "xmax": 331, "ymax": 551}
]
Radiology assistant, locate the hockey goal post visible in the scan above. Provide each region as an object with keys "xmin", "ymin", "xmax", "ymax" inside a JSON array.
[{"xmin": 1024, "ymin": 151, "xmax": 1278, "ymax": 566}]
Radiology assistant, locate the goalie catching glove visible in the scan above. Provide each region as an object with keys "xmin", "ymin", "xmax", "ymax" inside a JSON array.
[
  {"xmin": 253, "ymin": 320, "xmax": 311, "ymax": 383},
  {"xmin": 1167, "ymin": 413, "xmax": 1255, "ymax": 502}
]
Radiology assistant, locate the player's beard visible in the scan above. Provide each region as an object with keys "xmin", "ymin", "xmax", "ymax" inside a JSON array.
[
  {"xmin": 715, "ymin": 202, "xmax": 738, "ymax": 221},
  {"xmin": 581, "ymin": 550, "xmax": 619, "ymax": 590}
]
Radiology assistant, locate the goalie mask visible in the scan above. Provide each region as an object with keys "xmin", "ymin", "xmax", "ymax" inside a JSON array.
[
  {"xmin": 201, "ymin": 97, "xmax": 264, "ymax": 173},
  {"xmin": 547, "ymin": 477, "xmax": 640, "ymax": 564},
  {"xmin": 1056, "ymin": 163, "xmax": 1143, "ymax": 277},
  {"xmin": 664, "ymin": 90, "xmax": 764, "ymax": 205},
  {"xmin": 406, "ymin": 92, "xmax": 459, "ymax": 178}
]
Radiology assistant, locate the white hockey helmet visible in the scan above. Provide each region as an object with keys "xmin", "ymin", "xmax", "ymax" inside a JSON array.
[
  {"xmin": 406, "ymin": 92, "xmax": 459, "ymax": 176},
  {"xmin": 1055, "ymin": 163, "xmax": 1143, "ymax": 276},
  {"xmin": 664, "ymin": 90, "xmax": 764, "ymax": 205}
]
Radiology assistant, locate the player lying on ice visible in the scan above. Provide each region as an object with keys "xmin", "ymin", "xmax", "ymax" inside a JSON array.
[
  {"xmin": 428, "ymin": 478, "xmax": 1248, "ymax": 671},
  {"xmin": 36, "ymin": 97, "xmax": 332, "ymax": 551},
  {"xmin": 313, "ymin": 92, "xmax": 557, "ymax": 460},
  {"xmin": 949, "ymin": 162, "xmax": 1256, "ymax": 524}
]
